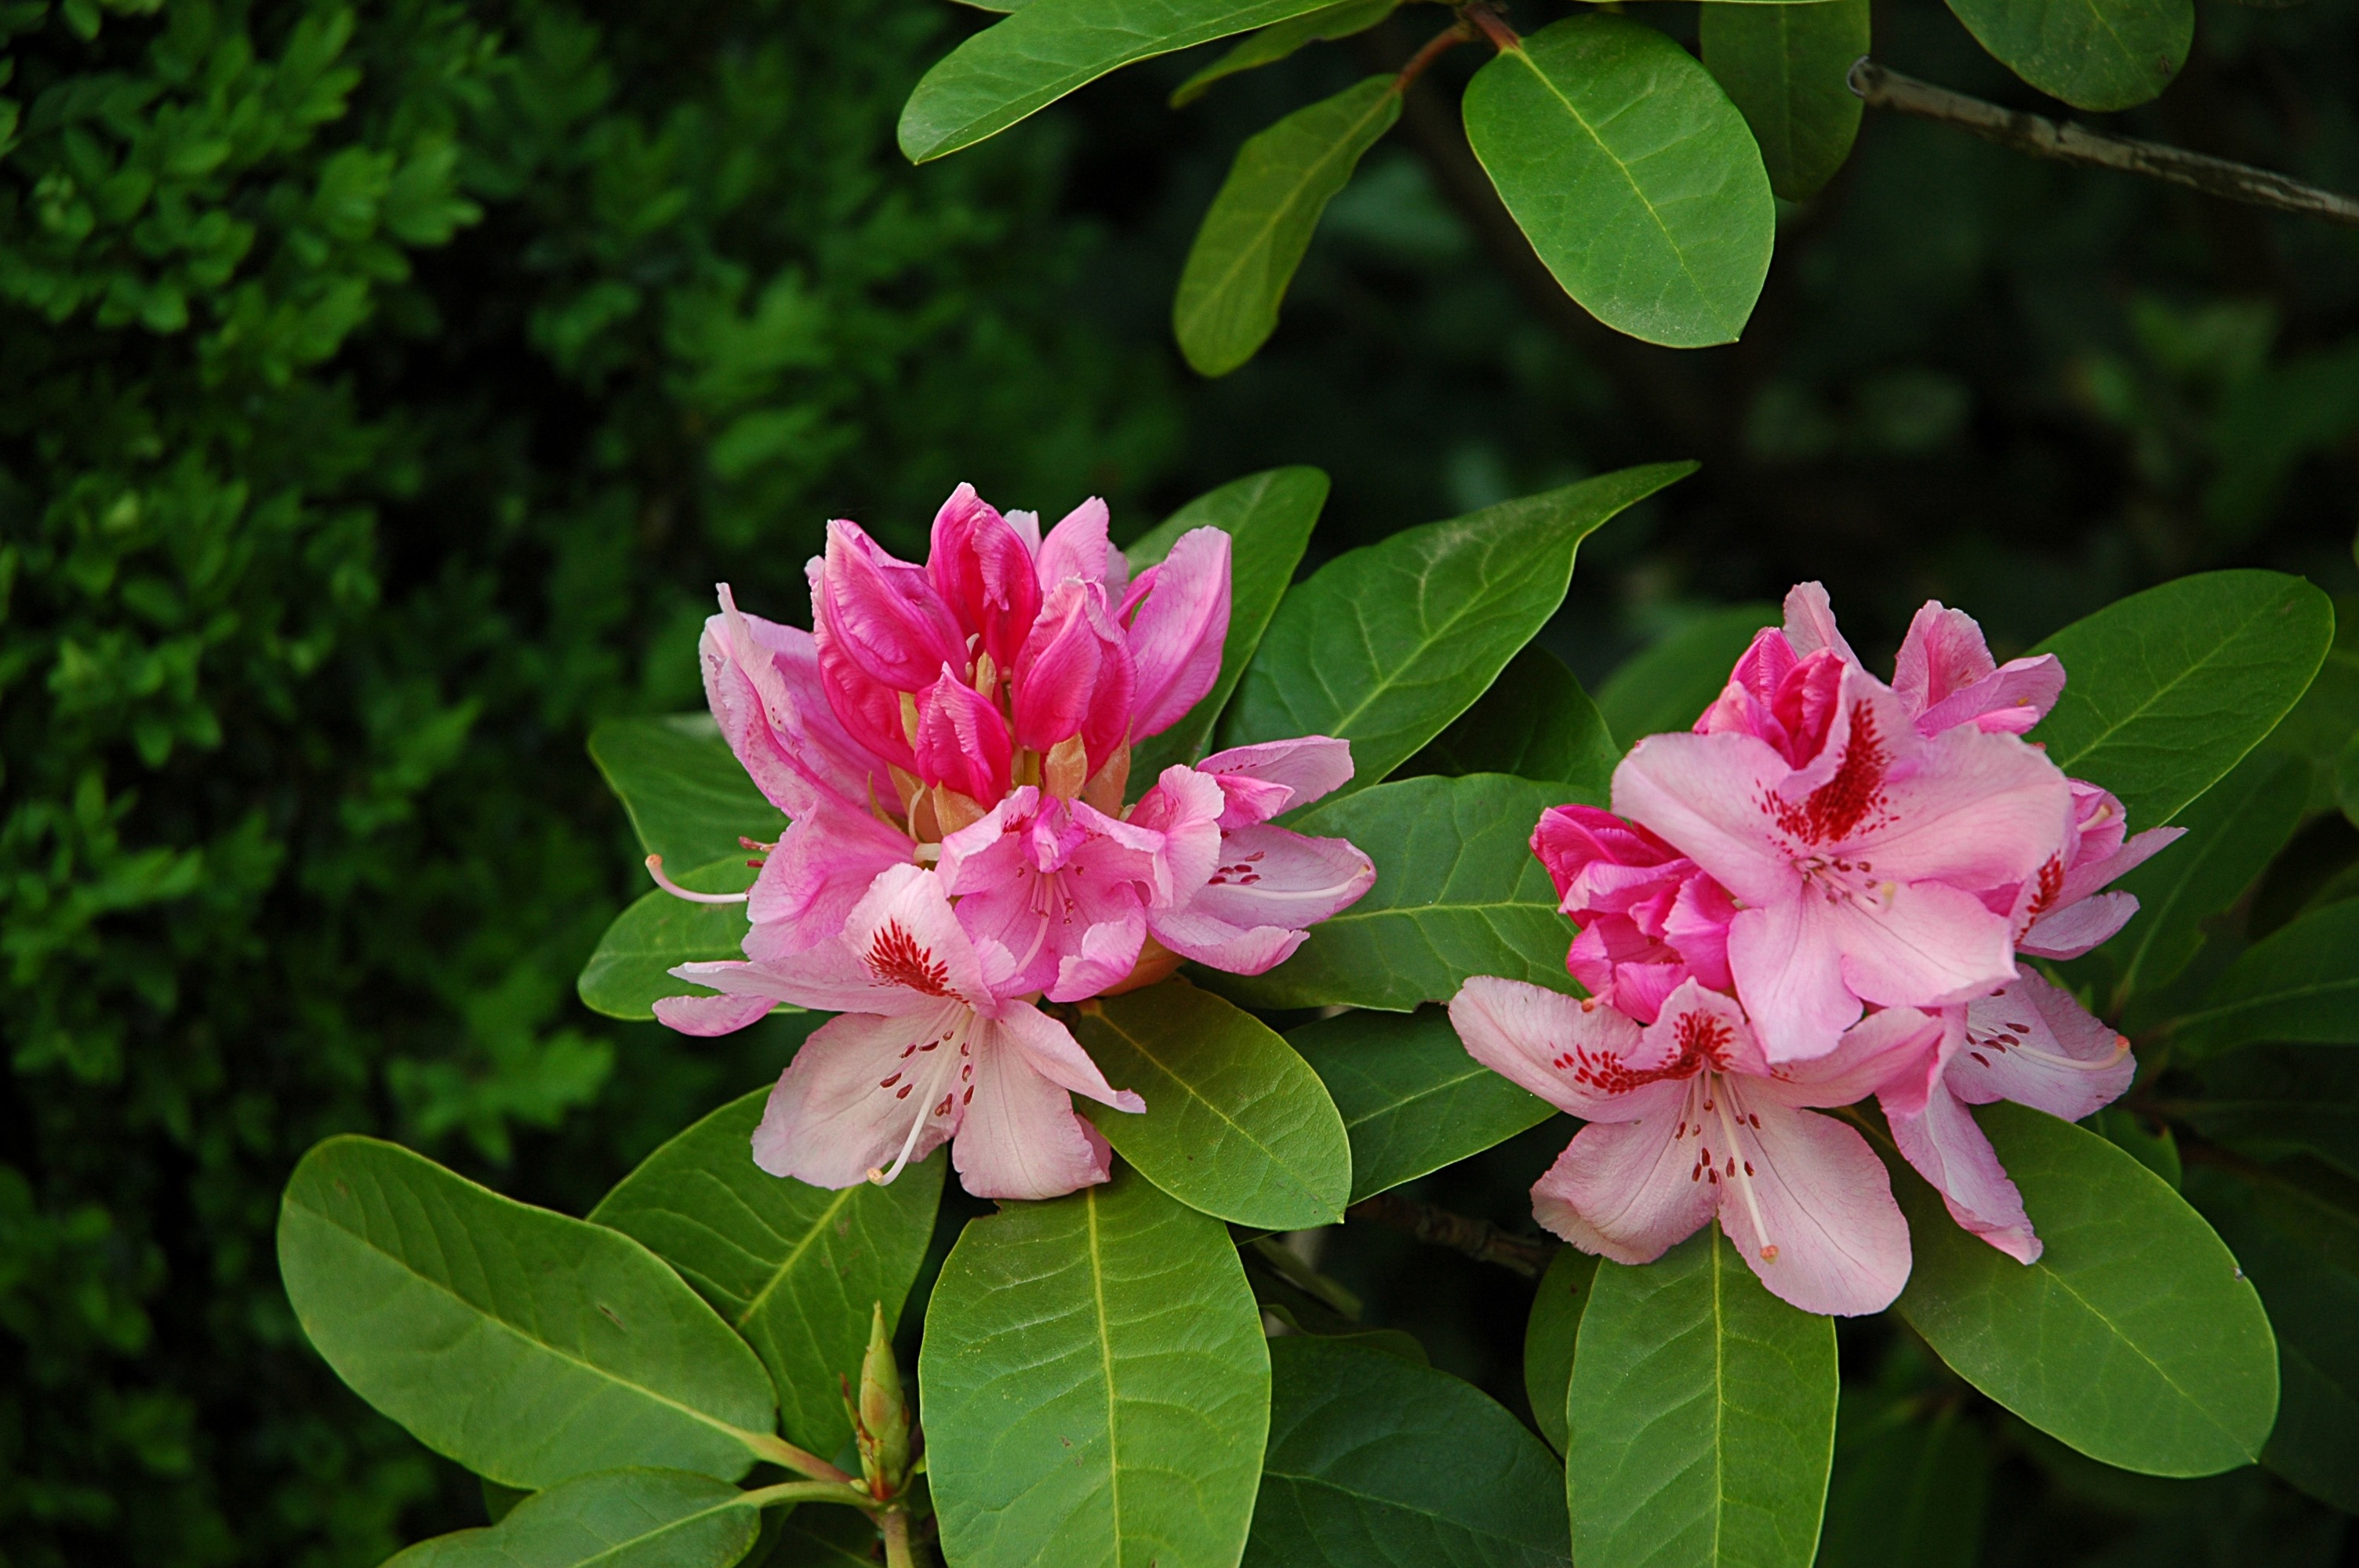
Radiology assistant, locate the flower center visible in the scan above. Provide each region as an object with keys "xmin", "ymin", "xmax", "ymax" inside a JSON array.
[{"xmin": 1769, "ymin": 701, "xmax": 1892, "ymax": 847}]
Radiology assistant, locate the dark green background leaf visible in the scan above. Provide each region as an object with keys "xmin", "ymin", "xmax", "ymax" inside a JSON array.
[
  {"xmin": 2172, "ymin": 898, "xmax": 2359, "ymax": 1058},
  {"xmin": 1700, "ymin": 0, "xmax": 1870, "ymax": 202},
  {"xmin": 1402, "ymin": 644, "xmax": 1618, "ymax": 802},
  {"xmin": 1944, "ymin": 0, "xmax": 2191, "ymax": 111},
  {"xmin": 1595, "ymin": 603, "xmax": 1778, "ymax": 748},
  {"xmin": 2176, "ymin": 1044, "xmax": 2359, "ymax": 1181},
  {"xmin": 589, "ymin": 716, "xmax": 783, "ymax": 874},
  {"xmin": 1815, "ymin": 1396, "xmax": 1990, "ymax": 1568},
  {"xmin": 1523, "ymin": 1245, "xmax": 1598, "ymax": 1457},
  {"xmin": 578, "ymin": 858, "xmax": 761, "ymax": 1022}
]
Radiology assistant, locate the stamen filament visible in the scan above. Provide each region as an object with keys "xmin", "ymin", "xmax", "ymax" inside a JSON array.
[
  {"xmin": 1713, "ymin": 1081, "xmax": 1777, "ymax": 1262},
  {"xmin": 645, "ymin": 855, "xmax": 750, "ymax": 904},
  {"xmin": 2003, "ymin": 1035, "xmax": 2131, "ymax": 1073}
]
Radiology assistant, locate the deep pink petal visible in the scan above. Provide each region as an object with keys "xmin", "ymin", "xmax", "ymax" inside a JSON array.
[
  {"xmin": 1449, "ymin": 976, "xmax": 1667, "ymax": 1120},
  {"xmin": 1727, "ymin": 900, "xmax": 1865, "ymax": 1063},
  {"xmin": 815, "ymin": 520, "xmax": 966, "ymax": 691},
  {"xmin": 1948, "ymin": 973, "xmax": 2132, "ymax": 1122},
  {"xmin": 912, "ymin": 667, "xmax": 1013, "ymax": 804},
  {"xmin": 1918, "ymin": 656, "xmax": 2066, "ymax": 738},
  {"xmin": 1713, "ymin": 1092, "xmax": 1911, "ymax": 1315},
  {"xmin": 751, "ymin": 1005, "xmax": 966, "ymax": 1189},
  {"xmin": 1125, "ymin": 527, "xmax": 1230, "ymax": 739},
  {"xmin": 1012, "ymin": 579, "xmax": 1115, "ymax": 753},
  {"xmin": 1892, "ymin": 601, "xmax": 1996, "ymax": 719},
  {"xmin": 1885, "ymin": 1087, "xmax": 2040, "ymax": 1264},
  {"xmin": 1036, "ymin": 496, "xmax": 1120, "ymax": 593},
  {"xmin": 1530, "ymin": 1111, "xmax": 1716, "ymax": 1265},
  {"xmin": 928, "ymin": 484, "xmax": 1042, "ymax": 673},
  {"xmin": 952, "ymin": 1029, "xmax": 1115, "ymax": 1200}
]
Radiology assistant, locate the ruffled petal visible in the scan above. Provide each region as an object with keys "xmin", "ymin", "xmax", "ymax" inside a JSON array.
[
  {"xmin": 1947, "ymin": 973, "xmax": 2133, "ymax": 1122},
  {"xmin": 1195, "ymin": 736, "xmax": 1357, "ymax": 821},
  {"xmin": 1885, "ymin": 1087, "xmax": 2040, "ymax": 1263},
  {"xmin": 1712, "ymin": 1091, "xmax": 1912, "ymax": 1316},
  {"xmin": 1529, "ymin": 1110, "xmax": 1716, "ymax": 1265}
]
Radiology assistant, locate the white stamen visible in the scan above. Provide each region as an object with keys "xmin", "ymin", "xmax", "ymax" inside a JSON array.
[
  {"xmin": 2002, "ymin": 1035, "xmax": 2132, "ymax": 1073},
  {"xmin": 645, "ymin": 855, "xmax": 750, "ymax": 904},
  {"xmin": 868, "ymin": 1009, "xmax": 969, "ymax": 1185},
  {"xmin": 1714, "ymin": 1080, "xmax": 1776, "ymax": 1262},
  {"xmin": 868, "ymin": 1100, "xmax": 935, "ymax": 1187}
]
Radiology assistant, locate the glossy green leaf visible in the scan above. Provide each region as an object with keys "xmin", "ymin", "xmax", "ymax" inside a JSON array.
[
  {"xmin": 1071, "ymin": 978, "xmax": 1353, "ymax": 1229},
  {"xmin": 383, "ymin": 1469, "xmax": 761, "ymax": 1568},
  {"xmin": 769, "ymin": 1507, "xmax": 881, "ymax": 1566},
  {"xmin": 2177, "ymin": 1044, "xmax": 2359, "ymax": 1181},
  {"xmin": 1596, "ymin": 603, "xmax": 1778, "ymax": 749},
  {"xmin": 2105, "ymin": 748, "xmax": 2311, "ymax": 1007},
  {"xmin": 1944, "ymin": 0, "xmax": 2190, "ymax": 111},
  {"xmin": 587, "ymin": 1090, "xmax": 943, "ymax": 1457},
  {"xmin": 1125, "ymin": 466, "xmax": 1328, "ymax": 779},
  {"xmin": 1700, "ymin": 0, "xmax": 1870, "ymax": 202},
  {"xmin": 1175, "ymin": 76, "xmax": 1401, "ymax": 377},
  {"xmin": 1523, "ymin": 1245, "xmax": 1598, "ymax": 1457},
  {"xmin": 1885, "ymin": 1103, "xmax": 2278, "ymax": 1476},
  {"xmin": 919, "ymin": 1163, "xmax": 1269, "ymax": 1568},
  {"xmin": 2028, "ymin": 569, "xmax": 2335, "ymax": 830},
  {"xmin": 2184, "ymin": 1164, "xmax": 2359, "ymax": 1513},
  {"xmin": 1568, "ymin": 1226, "xmax": 1837, "ymax": 1568},
  {"xmin": 1245, "ymin": 1336, "xmax": 1571, "ymax": 1567},
  {"xmin": 1170, "ymin": 0, "xmax": 1398, "ymax": 106},
  {"xmin": 1219, "ymin": 464, "xmax": 1692, "ymax": 794},
  {"xmin": 1209, "ymin": 773, "xmax": 1575, "ymax": 1011},
  {"xmin": 1288, "ymin": 1005, "xmax": 1557, "ymax": 1201},
  {"xmin": 2252, "ymin": 592, "xmax": 2357, "ymax": 814},
  {"xmin": 2172, "ymin": 898, "xmax": 2359, "ymax": 1057},
  {"xmin": 898, "ymin": 0, "xmax": 1339, "ymax": 163},
  {"xmin": 278, "ymin": 1138, "xmax": 776, "ymax": 1489},
  {"xmin": 578, "ymin": 858, "xmax": 762, "ymax": 1022},
  {"xmin": 1402, "ymin": 644, "xmax": 1619, "ymax": 803},
  {"xmin": 1463, "ymin": 16, "xmax": 1773, "ymax": 348},
  {"xmin": 1814, "ymin": 1396, "xmax": 1990, "ymax": 1568},
  {"xmin": 589, "ymin": 715, "xmax": 782, "ymax": 874}
]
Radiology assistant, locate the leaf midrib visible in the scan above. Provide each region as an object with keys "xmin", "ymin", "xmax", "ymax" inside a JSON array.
[
  {"xmin": 1085, "ymin": 1185, "xmax": 1128, "ymax": 1566},
  {"xmin": 564, "ymin": 1491, "xmax": 753, "ymax": 1567},
  {"xmin": 732, "ymin": 1185, "xmax": 861, "ymax": 1335}
]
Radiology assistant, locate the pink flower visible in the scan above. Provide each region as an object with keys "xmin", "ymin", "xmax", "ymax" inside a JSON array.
[
  {"xmin": 1451, "ymin": 976, "xmax": 1937, "ymax": 1315},
  {"xmin": 1529, "ymin": 804, "xmax": 1736, "ymax": 1024},
  {"xmin": 657, "ymin": 866, "xmax": 1145, "ymax": 1201}
]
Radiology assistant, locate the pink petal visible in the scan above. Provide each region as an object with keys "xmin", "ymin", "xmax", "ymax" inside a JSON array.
[
  {"xmin": 1758, "ymin": 1005, "xmax": 1947, "ymax": 1111},
  {"xmin": 1036, "ymin": 497, "xmax": 1119, "ymax": 593},
  {"xmin": 1781, "ymin": 582, "xmax": 1861, "ymax": 667},
  {"xmin": 1448, "ymin": 976, "xmax": 1667, "ymax": 1120},
  {"xmin": 1918, "ymin": 656, "xmax": 2066, "ymax": 739},
  {"xmin": 702, "ymin": 590, "xmax": 888, "ymax": 817},
  {"xmin": 1885, "ymin": 1087, "xmax": 2040, "ymax": 1264},
  {"xmin": 751, "ymin": 1005, "xmax": 966, "ymax": 1189},
  {"xmin": 1047, "ymin": 907, "xmax": 1148, "ymax": 1003},
  {"xmin": 2056, "ymin": 824, "xmax": 2185, "ymax": 909},
  {"xmin": 1948, "ymin": 973, "xmax": 2132, "ymax": 1122},
  {"xmin": 1848, "ymin": 724, "xmax": 2074, "ymax": 891},
  {"xmin": 652, "ymin": 992, "xmax": 780, "ymax": 1036},
  {"xmin": 1012, "ymin": 579, "xmax": 1119, "ymax": 753},
  {"xmin": 1143, "ymin": 906, "xmax": 1306, "ymax": 975},
  {"xmin": 913, "ymin": 667, "xmax": 1013, "ymax": 804},
  {"xmin": 952, "ymin": 1029, "xmax": 1115, "ymax": 1200},
  {"xmin": 1825, "ymin": 879, "xmax": 2021, "ymax": 1012},
  {"xmin": 1196, "ymin": 736, "xmax": 1357, "ymax": 820},
  {"xmin": 1530, "ymin": 1111, "xmax": 1717, "ymax": 1265},
  {"xmin": 743, "ymin": 806, "xmax": 914, "ymax": 959},
  {"xmin": 1124, "ymin": 766, "xmax": 1227, "ymax": 902},
  {"xmin": 1728, "ymin": 900, "xmax": 1866, "ymax": 1063},
  {"xmin": 1892, "ymin": 601, "xmax": 1995, "ymax": 719},
  {"xmin": 1180, "ymin": 822, "xmax": 1375, "ymax": 932},
  {"xmin": 1711, "ymin": 1093, "xmax": 1910, "ymax": 1315},
  {"xmin": 928, "ymin": 484, "xmax": 1042, "ymax": 673},
  {"xmin": 737, "ymin": 864, "xmax": 993, "ymax": 1014},
  {"xmin": 1125, "ymin": 527, "xmax": 1231, "ymax": 740},
  {"xmin": 814, "ymin": 521, "xmax": 966, "ymax": 691},
  {"xmin": 2019, "ymin": 892, "xmax": 2137, "ymax": 959},
  {"xmin": 1695, "ymin": 627, "xmax": 1797, "ymax": 746},
  {"xmin": 999, "ymin": 1001, "xmax": 1145, "ymax": 1112},
  {"xmin": 1612, "ymin": 732, "xmax": 1803, "ymax": 906}
]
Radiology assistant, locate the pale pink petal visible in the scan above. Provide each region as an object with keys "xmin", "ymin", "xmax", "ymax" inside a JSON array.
[
  {"xmin": 1530, "ymin": 1110, "xmax": 1716, "ymax": 1265},
  {"xmin": 1825, "ymin": 879, "xmax": 2021, "ymax": 1012},
  {"xmin": 743, "ymin": 807, "xmax": 912, "ymax": 959},
  {"xmin": 1948, "ymin": 973, "xmax": 2133, "ymax": 1122},
  {"xmin": 740, "ymin": 863, "xmax": 994, "ymax": 1014},
  {"xmin": 1781, "ymin": 581, "xmax": 1861, "ymax": 667},
  {"xmin": 652, "ymin": 992, "xmax": 779, "ymax": 1036},
  {"xmin": 2019, "ymin": 892, "xmax": 2138, "ymax": 959},
  {"xmin": 1848, "ymin": 725, "xmax": 2074, "ymax": 891},
  {"xmin": 1124, "ymin": 767, "xmax": 1226, "ymax": 904},
  {"xmin": 1612, "ymin": 732, "xmax": 1802, "ymax": 906},
  {"xmin": 953, "ymin": 1033, "xmax": 1114, "ymax": 1200},
  {"xmin": 1918, "ymin": 656, "xmax": 2066, "ymax": 738},
  {"xmin": 1195, "ymin": 736, "xmax": 1356, "ymax": 818},
  {"xmin": 1181, "ymin": 822, "xmax": 1375, "ymax": 933},
  {"xmin": 1143, "ymin": 906, "xmax": 1305, "ymax": 975},
  {"xmin": 999, "ymin": 1001, "xmax": 1145, "ymax": 1112},
  {"xmin": 1727, "ymin": 900, "xmax": 1865, "ymax": 1063},
  {"xmin": 1759, "ymin": 1006, "xmax": 1947, "ymax": 1111},
  {"xmin": 751, "ymin": 1006, "xmax": 966, "ymax": 1189},
  {"xmin": 1642, "ymin": 980, "xmax": 1764, "ymax": 1075},
  {"xmin": 1036, "ymin": 497, "xmax": 1118, "ymax": 593},
  {"xmin": 1003, "ymin": 507, "xmax": 1042, "ymax": 557},
  {"xmin": 1048, "ymin": 908, "xmax": 1147, "ymax": 1004},
  {"xmin": 1448, "ymin": 976, "xmax": 1673, "ymax": 1120},
  {"xmin": 1125, "ymin": 527, "xmax": 1230, "ymax": 740},
  {"xmin": 1885, "ymin": 1087, "xmax": 2040, "ymax": 1264},
  {"xmin": 1714, "ymin": 1092, "xmax": 1911, "ymax": 1316}
]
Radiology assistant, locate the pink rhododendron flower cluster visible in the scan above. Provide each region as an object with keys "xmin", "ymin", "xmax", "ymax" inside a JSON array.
[
  {"xmin": 1452, "ymin": 585, "xmax": 2173, "ymax": 1315},
  {"xmin": 648, "ymin": 486, "xmax": 1374, "ymax": 1203}
]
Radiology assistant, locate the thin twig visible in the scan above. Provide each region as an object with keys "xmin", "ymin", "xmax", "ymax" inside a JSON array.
[
  {"xmin": 1849, "ymin": 59, "xmax": 2359, "ymax": 227},
  {"xmin": 1347, "ymin": 1191, "xmax": 1554, "ymax": 1278},
  {"xmin": 1393, "ymin": 17, "xmax": 1473, "ymax": 93}
]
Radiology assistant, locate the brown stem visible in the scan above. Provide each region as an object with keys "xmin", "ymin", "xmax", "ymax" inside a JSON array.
[
  {"xmin": 1463, "ymin": 1, "xmax": 1521, "ymax": 53},
  {"xmin": 1394, "ymin": 18, "xmax": 1474, "ymax": 93},
  {"xmin": 1347, "ymin": 1191, "xmax": 1554, "ymax": 1278},
  {"xmin": 1848, "ymin": 59, "xmax": 2359, "ymax": 227},
  {"xmin": 745, "ymin": 1430, "xmax": 856, "ymax": 1486}
]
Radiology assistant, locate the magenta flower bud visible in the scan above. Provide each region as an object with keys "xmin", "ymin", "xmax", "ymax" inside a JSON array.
[
  {"xmin": 1123, "ymin": 526, "xmax": 1230, "ymax": 740},
  {"xmin": 808, "ymin": 557, "xmax": 919, "ymax": 773},
  {"xmin": 913, "ymin": 666, "xmax": 1013, "ymax": 806},
  {"xmin": 928, "ymin": 484, "xmax": 1041, "ymax": 678},
  {"xmin": 814, "ymin": 519, "xmax": 966, "ymax": 692},
  {"xmin": 1012, "ymin": 579, "xmax": 1133, "ymax": 758}
]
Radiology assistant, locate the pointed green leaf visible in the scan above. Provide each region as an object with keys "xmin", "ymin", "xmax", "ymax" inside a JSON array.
[
  {"xmin": 578, "ymin": 858, "xmax": 763, "ymax": 1022},
  {"xmin": 1814, "ymin": 1397, "xmax": 1990, "ymax": 1568},
  {"xmin": 588, "ymin": 1090, "xmax": 943, "ymax": 1457},
  {"xmin": 1219, "ymin": 464, "xmax": 1693, "ymax": 795},
  {"xmin": 1596, "ymin": 603, "xmax": 1779, "ymax": 749},
  {"xmin": 1884, "ymin": 1103, "xmax": 2279, "ymax": 1476},
  {"xmin": 1700, "ymin": 0, "xmax": 1870, "ymax": 202},
  {"xmin": 1125, "ymin": 466, "xmax": 1328, "ymax": 779},
  {"xmin": 1463, "ymin": 16, "xmax": 1773, "ymax": 348},
  {"xmin": 1072, "ymin": 978, "xmax": 1353, "ymax": 1229},
  {"xmin": 1944, "ymin": 0, "xmax": 2190, "ymax": 111},
  {"xmin": 2177, "ymin": 1044, "xmax": 2359, "ymax": 1181},
  {"xmin": 1403, "ymin": 644, "xmax": 1619, "ymax": 802},
  {"xmin": 1244, "ymin": 1337, "xmax": 1572, "ymax": 1567},
  {"xmin": 1175, "ymin": 75, "xmax": 1401, "ymax": 377},
  {"xmin": 1208, "ymin": 773, "xmax": 1574, "ymax": 1011},
  {"xmin": 1288, "ymin": 1005, "xmax": 1557, "ymax": 1201},
  {"xmin": 383, "ymin": 1469, "xmax": 762, "ymax": 1568},
  {"xmin": 920, "ymin": 1163, "xmax": 1269, "ymax": 1568},
  {"xmin": 2027, "ymin": 569, "xmax": 2335, "ymax": 830},
  {"xmin": 898, "ymin": 0, "xmax": 1340, "ymax": 163},
  {"xmin": 2172, "ymin": 898, "xmax": 2359, "ymax": 1057},
  {"xmin": 589, "ymin": 716, "xmax": 782, "ymax": 874},
  {"xmin": 1170, "ymin": 0, "xmax": 1399, "ymax": 106},
  {"xmin": 1523, "ymin": 1245, "xmax": 1598, "ymax": 1457},
  {"xmin": 1568, "ymin": 1226, "xmax": 1837, "ymax": 1568},
  {"xmin": 2250, "ymin": 592, "xmax": 2357, "ymax": 814},
  {"xmin": 277, "ymin": 1138, "xmax": 776, "ymax": 1489}
]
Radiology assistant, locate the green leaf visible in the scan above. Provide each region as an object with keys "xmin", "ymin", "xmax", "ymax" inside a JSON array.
[
  {"xmin": 2028, "ymin": 569, "xmax": 2335, "ymax": 830},
  {"xmin": 2184, "ymin": 1164, "xmax": 2359, "ymax": 1513},
  {"xmin": 587, "ymin": 1090, "xmax": 944, "ymax": 1457},
  {"xmin": 2176, "ymin": 1044, "xmax": 2359, "ymax": 1181},
  {"xmin": 2103, "ymin": 748, "xmax": 2310, "ymax": 1007},
  {"xmin": 1523, "ymin": 1245, "xmax": 1598, "ymax": 1457},
  {"xmin": 2252, "ymin": 592, "xmax": 2357, "ymax": 814},
  {"xmin": 769, "ymin": 1507, "xmax": 882, "ymax": 1566},
  {"xmin": 1071, "ymin": 978, "xmax": 1353, "ymax": 1229},
  {"xmin": 1944, "ymin": 0, "xmax": 2190, "ymax": 111},
  {"xmin": 277, "ymin": 1138, "xmax": 776, "ymax": 1489},
  {"xmin": 1567, "ymin": 1226, "xmax": 1837, "ymax": 1568},
  {"xmin": 1288, "ymin": 1005, "xmax": 1557, "ymax": 1201},
  {"xmin": 589, "ymin": 716, "xmax": 783, "ymax": 874},
  {"xmin": 1699, "ymin": 0, "xmax": 1870, "ymax": 202},
  {"xmin": 1125, "ymin": 466, "xmax": 1328, "ymax": 779},
  {"xmin": 2342, "ymin": 729, "xmax": 2359, "ymax": 827},
  {"xmin": 1245, "ymin": 1336, "xmax": 1572, "ymax": 1567},
  {"xmin": 919, "ymin": 1163, "xmax": 1269, "ymax": 1568},
  {"xmin": 898, "ymin": 0, "xmax": 1340, "ymax": 163},
  {"xmin": 1814, "ymin": 1396, "xmax": 1990, "ymax": 1568},
  {"xmin": 1218, "ymin": 464, "xmax": 1693, "ymax": 795},
  {"xmin": 1401, "ymin": 644, "xmax": 1619, "ymax": 802},
  {"xmin": 1208, "ymin": 773, "xmax": 1575, "ymax": 1011},
  {"xmin": 1884, "ymin": 1103, "xmax": 2279, "ymax": 1476},
  {"xmin": 1463, "ymin": 16, "xmax": 1774, "ymax": 348},
  {"xmin": 1241, "ymin": 1238, "xmax": 1428, "ymax": 1364},
  {"xmin": 2172, "ymin": 898, "xmax": 2359, "ymax": 1057},
  {"xmin": 1595, "ymin": 603, "xmax": 1777, "ymax": 749},
  {"xmin": 1169, "ymin": 0, "xmax": 1399, "ymax": 106},
  {"xmin": 383, "ymin": 1469, "xmax": 761, "ymax": 1568},
  {"xmin": 578, "ymin": 858, "xmax": 764, "ymax": 1022},
  {"xmin": 1175, "ymin": 76, "xmax": 1401, "ymax": 377}
]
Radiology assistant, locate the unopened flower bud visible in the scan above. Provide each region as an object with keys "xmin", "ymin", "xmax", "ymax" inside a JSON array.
[{"xmin": 855, "ymin": 1302, "xmax": 911, "ymax": 1497}]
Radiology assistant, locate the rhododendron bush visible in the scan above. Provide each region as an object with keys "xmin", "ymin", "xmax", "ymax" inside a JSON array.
[{"xmin": 275, "ymin": 461, "xmax": 2350, "ymax": 1568}]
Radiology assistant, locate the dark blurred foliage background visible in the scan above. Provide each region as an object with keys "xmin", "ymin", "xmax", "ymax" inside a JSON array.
[{"xmin": 0, "ymin": 0, "xmax": 2353, "ymax": 1563}]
